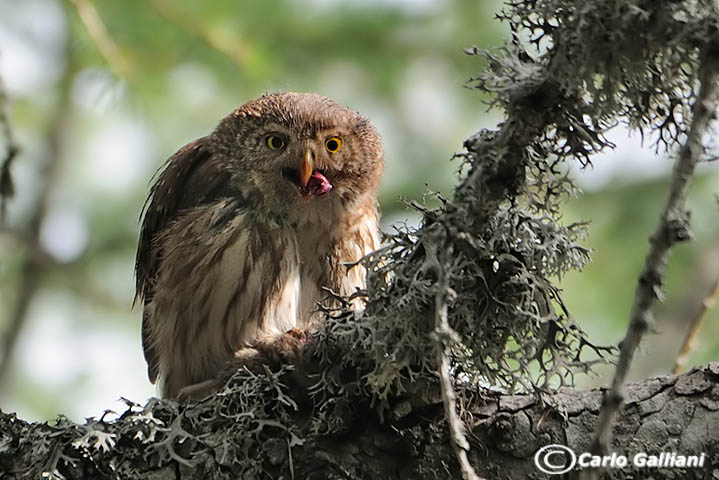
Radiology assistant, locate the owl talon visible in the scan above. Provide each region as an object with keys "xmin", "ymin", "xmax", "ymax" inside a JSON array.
[
  {"xmin": 232, "ymin": 329, "xmax": 309, "ymax": 371},
  {"xmin": 285, "ymin": 327, "xmax": 309, "ymax": 343},
  {"xmin": 179, "ymin": 332, "xmax": 310, "ymax": 401}
]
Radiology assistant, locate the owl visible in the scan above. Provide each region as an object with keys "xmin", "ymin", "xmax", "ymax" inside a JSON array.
[{"xmin": 135, "ymin": 92, "xmax": 383, "ymax": 399}]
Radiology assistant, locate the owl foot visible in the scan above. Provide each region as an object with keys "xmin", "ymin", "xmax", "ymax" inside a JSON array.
[
  {"xmin": 236, "ymin": 328, "xmax": 309, "ymax": 369},
  {"xmin": 175, "ymin": 329, "xmax": 310, "ymax": 402}
]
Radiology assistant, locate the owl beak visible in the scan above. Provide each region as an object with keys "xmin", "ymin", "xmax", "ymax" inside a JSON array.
[{"xmin": 299, "ymin": 149, "xmax": 314, "ymax": 188}]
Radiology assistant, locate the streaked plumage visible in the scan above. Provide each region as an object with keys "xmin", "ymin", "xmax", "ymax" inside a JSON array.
[{"xmin": 135, "ymin": 92, "xmax": 382, "ymax": 399}]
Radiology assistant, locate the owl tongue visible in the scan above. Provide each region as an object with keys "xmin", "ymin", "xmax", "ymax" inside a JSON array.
[{"xmin": 307, "ymin": 171, "xmax": 333, "ymax": 196}]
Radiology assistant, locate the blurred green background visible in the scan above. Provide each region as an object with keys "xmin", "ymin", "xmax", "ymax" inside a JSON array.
[{"xmin": 0, "ymin": 0, "xmax": 716, "ymax": 422}]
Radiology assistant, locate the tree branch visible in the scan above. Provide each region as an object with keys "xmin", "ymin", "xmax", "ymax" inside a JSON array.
[
  {"xmin": 589, "ymin": 45, "xmax": 719, "ymax": 472},
  {"xmin": 427, "ymin": 241, "xmax": 483, "ymax": 480},
  {"xmin": 0, "ymin": 49, "xmax": 73, "ymax": 386},
  {"xmin": 0, "ymin": 63, "xmax": 20, "ymax": 224},
  {"xmin": 150, "ymin": 0, "xmax": 248, "ymax": 67},
  {"xmin": 68, "ymin": 0, "xmax": 131, "ymax": 77},
  {"xmin": 673, "ymin": 276, "xmax": 719, "ymax": 375},
  {"xmin": 1, "ymin": 364, "xmax": 717, "ymax": 479}
]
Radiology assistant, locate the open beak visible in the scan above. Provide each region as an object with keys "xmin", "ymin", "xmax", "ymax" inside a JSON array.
[{"xmin": 299, "ymin": 150, "xmax": 314, "ymax": 188}]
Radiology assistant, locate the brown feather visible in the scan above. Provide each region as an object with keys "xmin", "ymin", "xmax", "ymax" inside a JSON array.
[{"xmin": 135, "ymin": 138, "xmax": 234, "ymax": 382}]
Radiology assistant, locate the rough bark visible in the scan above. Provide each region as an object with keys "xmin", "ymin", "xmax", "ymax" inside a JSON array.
[{"xmin": 1, "ymin": 363, "xmax": 717, "ymax": 479}]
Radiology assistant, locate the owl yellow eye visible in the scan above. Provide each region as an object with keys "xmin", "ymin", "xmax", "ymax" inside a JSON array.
[
  {"xmin": 266, "ymin": 135, "xmax": 286, "ymax": 150},
  {"xmin": 325, "ymin": 137, "xmax": 342, "ymax": 153}
]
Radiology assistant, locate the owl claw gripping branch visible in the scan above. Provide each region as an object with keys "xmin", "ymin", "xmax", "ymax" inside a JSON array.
[{"xmin": 135, "ymin": 92, "xmax": 382, "ymax": 400}]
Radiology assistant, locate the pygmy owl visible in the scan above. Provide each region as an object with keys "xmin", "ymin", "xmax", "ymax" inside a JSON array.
[{"xmin": 135, "ymin": 92, "xmax": 382, "ymax": 399}]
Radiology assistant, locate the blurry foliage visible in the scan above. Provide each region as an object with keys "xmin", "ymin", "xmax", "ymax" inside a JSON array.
[{"xmin": 562, "ymin": 172, "xmax": 719, "ymax": 381}]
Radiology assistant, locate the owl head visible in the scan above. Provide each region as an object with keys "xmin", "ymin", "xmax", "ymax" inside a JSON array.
[{"xmin": 210, "ymin": 92, "xmax": 383, "ymax": 224}]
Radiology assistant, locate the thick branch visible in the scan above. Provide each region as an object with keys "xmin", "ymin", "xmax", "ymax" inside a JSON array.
[{"xmin": 1, "ymin": 364, "xmax": 717, "ymax": 479}]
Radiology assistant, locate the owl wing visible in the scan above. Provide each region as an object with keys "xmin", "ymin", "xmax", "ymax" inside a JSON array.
[{"xmin": 135, "ymin": 137, "xmax": 234, "ymax": 383}]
